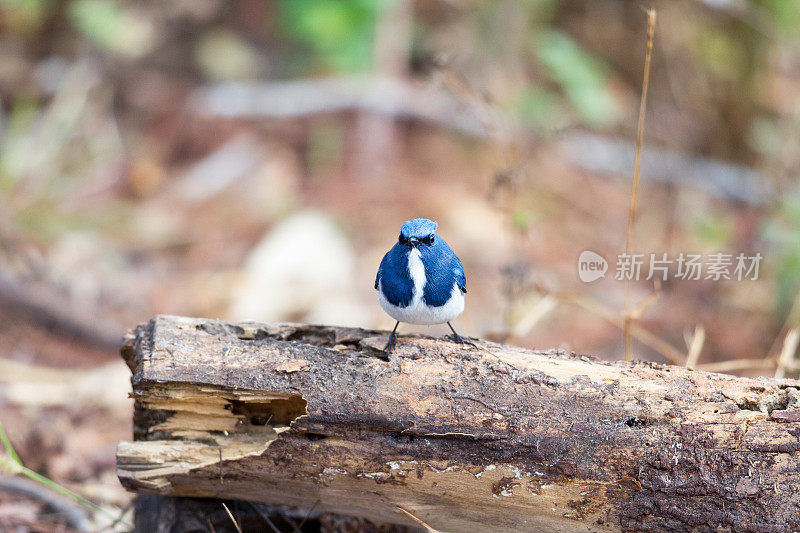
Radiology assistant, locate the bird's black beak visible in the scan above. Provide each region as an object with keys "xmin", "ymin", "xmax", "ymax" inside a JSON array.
[{"xmin": 408, "ymin": 237, "xmax": 420, "ymax": 247}]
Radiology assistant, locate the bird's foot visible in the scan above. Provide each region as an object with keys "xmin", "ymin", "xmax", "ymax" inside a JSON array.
[
  {"xmin": 447, "ymin": 332, "xmax": 478, "ymax": 349},
  {"xmin": 382, "ymin": 331, "xmax": 397, "ymax": 359}
]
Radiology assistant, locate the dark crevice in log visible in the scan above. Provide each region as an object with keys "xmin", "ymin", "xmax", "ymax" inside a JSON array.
[
  {"xmin": 725, "ymin": 388, "xmax": 793, "ymax": 414},
  {"xmin": 229, "ymin": 397, "xmax": 307, "ymax": 427},
  {"xmin": 134, "ymin": 494, "xmax": 415, "ymax": 533}
]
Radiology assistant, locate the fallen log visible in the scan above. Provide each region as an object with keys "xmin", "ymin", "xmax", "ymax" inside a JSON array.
[{"xmin": 117, "ymin": 315, "xmax": 800, "ymax": 532}]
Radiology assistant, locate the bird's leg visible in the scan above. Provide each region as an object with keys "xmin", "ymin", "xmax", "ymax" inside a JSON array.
[
  {"xmin": 383, "ymin": 321, "xmax": 399, "ymax": 358},
  {"xmin": 447, "ymin": 322, "xmax": 478, "ymax": 349}
]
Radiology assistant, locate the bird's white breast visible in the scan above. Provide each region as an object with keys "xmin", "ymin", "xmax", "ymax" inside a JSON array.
[
  {"xmin": 378, "ymin": 248, "xmax": 465, "ymax": 325},
  {"xmin": 407, "ymin": 247, "xmax": 426, "ymax": 301}
]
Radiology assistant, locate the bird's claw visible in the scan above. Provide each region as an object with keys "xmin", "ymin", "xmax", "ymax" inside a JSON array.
[{"xmin": 447, "ymin": 333, "xmax": 478, "ymax": 349}]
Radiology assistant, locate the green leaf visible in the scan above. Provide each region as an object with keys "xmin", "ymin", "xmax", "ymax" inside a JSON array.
[
  {"xmin": 196, "ymin": 30, "xmax": 259, "ymax": 81},
  {"xmin": 690, "ymin": 213, "xmax": 732, "ymax": 247},
  {"xmin": 534, "ymin": 30, "xmax": 619, "ymax": 127},
  {"xmin": 0, "ymin": 419, "xmax": 130, "ymax": 528},
  {"xmin": 758, "ymin": 0, "xmax": 800, "ymax": 37},
  {"xmin": 0, "ymin": 420, "xmax": 21, "ymax": 465},
  {"xmin": 762, "ymin": 191, "xmax": 800, "ymax": 313},
  {"xmin": 693, "ymin": 28, "xmax": 746, "ymax": 80},
  {"xmin": 68, "ymin": 0, "xmax": 154, "ymax": 57},
  {"xmin": 0, "ymin": 0, "xmax": 54, "ymax": 34},
  {"xmin": 516, "ymin": 87, "xmax": 568, "ymax": 130},
  {"xmin": 279, "ymin": 0, "xmax": 378, "ymax": 72}
]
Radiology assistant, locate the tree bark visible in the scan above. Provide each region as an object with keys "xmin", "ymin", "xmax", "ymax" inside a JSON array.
[{"xmin": 117, "ymin": 315, "xmax": 800, "ymax": 532}]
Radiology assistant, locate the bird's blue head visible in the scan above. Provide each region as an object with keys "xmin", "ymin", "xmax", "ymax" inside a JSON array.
[{"xmin": 399, "ymin": 218, "xmax": 438, "ymax": 247}]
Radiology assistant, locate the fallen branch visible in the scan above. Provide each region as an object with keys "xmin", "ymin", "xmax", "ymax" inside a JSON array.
[
  {"xmin": 193, "ymin": 77, "xmax": 772, "ymax": 206},
  {"xmin": 0, "ymin": 477, "xmax": 91, "ymax": 532},
  {"xmin": 0, "ymin": 272, "xmax": 122, "ymax": 351},
  {"xmin": 192, "ymin": 76, "xmax": 487, "ymax": 138},
  {"xmin": 118, "ymin": 315, "xmax": 800, "ymax": 532}
]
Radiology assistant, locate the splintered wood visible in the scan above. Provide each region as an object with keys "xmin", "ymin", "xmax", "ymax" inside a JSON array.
[{"xmin": 118, "ymin": 315, "xmax": 800, "ymax": 532}]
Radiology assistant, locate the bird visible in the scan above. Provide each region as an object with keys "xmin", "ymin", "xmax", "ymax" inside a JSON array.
[{"xmin": 375, "ymin": 218, "xmax": 476, "ymax": 357}]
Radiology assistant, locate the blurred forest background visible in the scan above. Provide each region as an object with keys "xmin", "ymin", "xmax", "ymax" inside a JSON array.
[{"xmin": 2, "ymin": 0, "xmax": 800, "ymax": 530}]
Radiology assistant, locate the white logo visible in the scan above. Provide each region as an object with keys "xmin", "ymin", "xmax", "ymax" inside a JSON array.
[{"xmin": 578, "ymin": 250, "xmax": 608, "ymax": 283}]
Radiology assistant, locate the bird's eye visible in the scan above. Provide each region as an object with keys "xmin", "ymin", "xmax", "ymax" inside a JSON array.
[{"xmin": 423, "ymin": 236, "xmax": 434, "ymax": 245}]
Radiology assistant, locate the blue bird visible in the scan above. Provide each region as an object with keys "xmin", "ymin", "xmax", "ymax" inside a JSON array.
[{"xmin": 375, "ymin": 218, "xmax": 476, "ymax": 357}]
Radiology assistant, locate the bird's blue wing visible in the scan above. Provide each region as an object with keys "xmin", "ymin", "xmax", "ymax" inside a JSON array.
[
  {"xmin": 420, "ymin": 237, "xmax": 466, "ymax": 306},
  {"xmin": 376, "ymin": 244, "xmax": 414, "ymax": 306},
  {"xmin": 375, "ymin": 253, "xmax": 387, "ymax": 290},
  {"xmin": 454, "ymin": 256, "xmax": 466, "ymax": 294}
]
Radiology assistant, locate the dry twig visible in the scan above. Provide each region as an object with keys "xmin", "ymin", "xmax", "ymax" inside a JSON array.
[
  {"xmin": 624, "ymin": 8, "xmax": 657, "ymax": 361},
  {"xmin": 221, "ymin": 503, "xmax": 243, "ymax": 533},
  {"xmin": 684, "ymin": 325, "xmax": 706, "ymax": 369},
  {"xmin": 775, "ymin": 328, "xmax": 800, "ymax": 379},
  {"xmin": 396, "ymin": 506, "xmax": 439, "ymax": 532}
]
